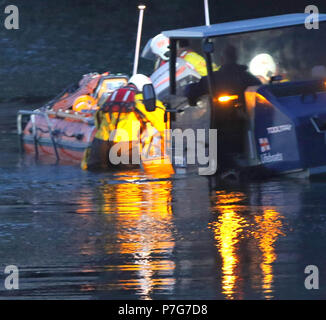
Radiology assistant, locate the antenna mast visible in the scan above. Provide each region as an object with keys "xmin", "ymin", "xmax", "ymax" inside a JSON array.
[
  {"xmin": 204, "ymin": 0, "xmax": 211, "ymax": 26},
  {"xmin": 133, "ymin": 4, "xmax": 146, "ymax": 75}
]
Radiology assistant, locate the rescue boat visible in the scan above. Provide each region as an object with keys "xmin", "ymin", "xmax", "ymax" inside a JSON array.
[
  {"xmin": 149, "ymin": 13, "xmax": 326, "ymax": 178},
  {"xmin": 17, "ymin": 72, "xmax": 129, "ymax": 164},
  {"xmin": 17, "ymin": 72, "xmax": 174, "ymax": 177}
]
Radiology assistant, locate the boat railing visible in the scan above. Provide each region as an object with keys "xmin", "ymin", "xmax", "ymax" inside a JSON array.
[
  {"xmin": 17, "ymin": 109, "xmax": 94, "ymax": 130},
  {"xmin": 17, "ymin": 109, "xmax": 62, "ymax": 161}
]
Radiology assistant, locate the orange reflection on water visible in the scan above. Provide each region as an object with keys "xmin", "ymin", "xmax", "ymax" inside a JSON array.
[
  {"xmin": 75, "ymin": 190, "xmax": 95, "ymax": 215},
  {"xmin": 211, "ymin": 191, "xmax": 248, "ymax": 299},
  {"xmin": 211, "ymin": 190, "xmax": 285, "ymax": 300},
  {"xmin": 100, "ymin": 172, "xmax": 175, "ymax": 299},
  {"xmin": 253, "ymin": 208, "xmax": 285, "ymax": 299}
]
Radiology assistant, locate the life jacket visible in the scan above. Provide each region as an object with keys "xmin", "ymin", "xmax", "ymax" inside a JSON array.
[
  {"xmin": 101, "ymin": 85, "xmax": 137, "ymax": 113},
  {"xmin": 95, "ymin": 85, "xmax": 167, "ymax": 143},
  {"xmin": 95, "ymin": 85, "xmax": 142, "ymax": 143}
]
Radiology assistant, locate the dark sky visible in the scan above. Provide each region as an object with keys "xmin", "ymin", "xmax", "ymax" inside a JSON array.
[
  {"xmin": 139, "ymin": 0, "xmax": 326, "ymax": 23},
  {"xmin": 0, "ymin": 0, "xmax": 326, "ymax": 100}
]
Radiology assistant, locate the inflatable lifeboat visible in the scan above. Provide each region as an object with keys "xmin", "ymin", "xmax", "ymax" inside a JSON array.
[
  {"xmin": 17, "ymin": 72, "xmax": 129, "ymax": 164},
  {"xmin": 17, "ymin": 72, "xmax": 174, "ymax": 177}
]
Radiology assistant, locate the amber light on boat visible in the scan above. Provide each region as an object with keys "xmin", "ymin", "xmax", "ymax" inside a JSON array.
[{"xmin": 217, "ymin": 95, "xmax": 239, "ymax": 103}]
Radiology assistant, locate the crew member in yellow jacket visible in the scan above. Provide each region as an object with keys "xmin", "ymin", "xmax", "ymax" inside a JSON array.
[
  {"xmin": 150, "ymin": 34, "xmax": 219, "ymax": 77},
  {"xmin": 82, "ymin": 74, "xmax": 174, "ymax": 176},
  {"xmin": 177, "ymin": 39, "xmax": 219, "ymax": 77}
]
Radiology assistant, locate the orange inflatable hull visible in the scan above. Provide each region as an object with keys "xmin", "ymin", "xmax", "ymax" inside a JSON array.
[{"xmin": 22, "ymin": 112, "xmax": 97, "ymax": 164}]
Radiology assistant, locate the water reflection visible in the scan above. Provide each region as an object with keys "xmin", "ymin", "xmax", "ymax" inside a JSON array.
[
  {"xmin": 254, "ymin": 209, "xmax": 285, "ymax": 299},
  {"xmin": 1, "ymin": 102, "xmax": 324, "ymax": 299},
  {"xmin": 99, "ymin": 172, "xmax": 175, "ymax": 299},
  {"xmin": 210, "ymin": 189, "xmax": 285, "ymax": 300},
  {"xmin": 211, "ymin": 191, "xmax": 248, "ymax": 299}
]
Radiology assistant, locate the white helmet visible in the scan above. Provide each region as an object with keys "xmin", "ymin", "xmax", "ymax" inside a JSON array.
[
  {"xmin": 129, "ymin": 74, "xmax": 152, "ymax": 92},
  {"xmin": 249, "ymin": 53, "xmax": 277, "ymax": 80},
  {"xmin": 150, "ymin": 33, "xmax": 170, "ymax": 61}
]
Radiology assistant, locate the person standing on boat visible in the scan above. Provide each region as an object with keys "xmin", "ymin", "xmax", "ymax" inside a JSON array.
[
  {"xmin": 185, "ymin": 44, "xmax": 261, "ymax": 105},
  {"xmin": 83, "ymin": 74, "xmax": 167, "ymax": 170},
  {"xmin": 150, "ymin": 34, "xmax": 217, "ymax": 76},
  {"xmin": 177, "ymin": 39, "xmax": 219, "ymax": 77},
  {"xmin": 184, "ymin": 45, "xmax": 262, "ymax": 171}
]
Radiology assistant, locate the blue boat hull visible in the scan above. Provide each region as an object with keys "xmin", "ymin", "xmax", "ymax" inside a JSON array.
[{"xmin": 246, "ymin": 80, "xmax": 326, "ymax": 177}]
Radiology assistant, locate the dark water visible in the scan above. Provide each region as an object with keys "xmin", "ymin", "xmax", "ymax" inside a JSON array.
[{"xmin": 0, "ymin": 103, "xmax": 326, "ymax": 300}]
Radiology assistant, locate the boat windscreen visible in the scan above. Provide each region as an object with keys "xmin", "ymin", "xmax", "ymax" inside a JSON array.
[{"xmin": 206, "ymin": 22, "xmax": 326, "ymax": 83}]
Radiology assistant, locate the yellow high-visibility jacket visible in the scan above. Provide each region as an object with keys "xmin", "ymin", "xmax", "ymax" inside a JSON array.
[
  {"xmin": 94, "ymin": 93, "xmax": 167, "ymax": 143},
  {"xmin": 179, "ymin": 50, "xmax": 219, "ymax": 77},
  {"xmin": 82, "ymin": 93, "xmax": 173, "ymax": 174}
]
